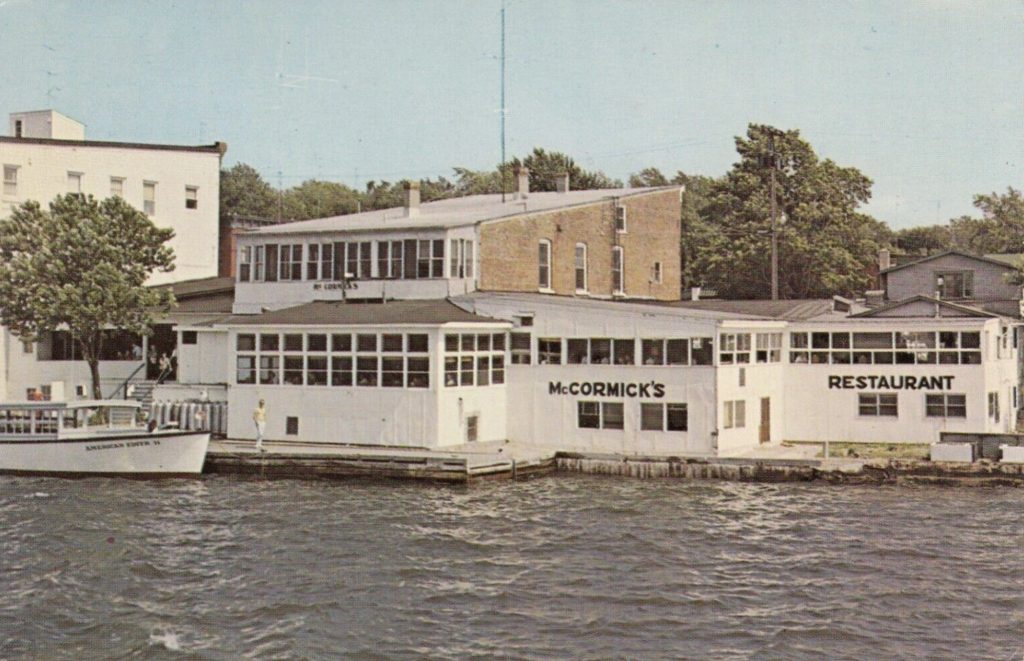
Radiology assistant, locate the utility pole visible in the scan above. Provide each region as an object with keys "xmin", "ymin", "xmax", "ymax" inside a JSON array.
[
  {"xmin": 499, "ymin": 1, "xmax": 507, "ymax": 203},
  {"xmin": 768, "ymin": 134, "xmax": 780, "ymax": 301}
]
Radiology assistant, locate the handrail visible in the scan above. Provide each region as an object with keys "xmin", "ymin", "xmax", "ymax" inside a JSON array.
[{"xmin": 107, "ymin": 361, "xmax": 148, "ymax": 400}]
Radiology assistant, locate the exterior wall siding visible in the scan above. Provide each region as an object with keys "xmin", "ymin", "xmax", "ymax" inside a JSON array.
[
  {"xmin": 477, "ymin": 188, "xmax": 681, "ymax": 300},
  {"xmin": 885, "ymin": 254, "xmax": 1019, "ymax": 302}
]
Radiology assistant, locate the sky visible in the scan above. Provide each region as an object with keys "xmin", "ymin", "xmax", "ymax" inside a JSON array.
[{"xmin": 1, "ymin": 0, "xmax": 1021, "ymax": 229}]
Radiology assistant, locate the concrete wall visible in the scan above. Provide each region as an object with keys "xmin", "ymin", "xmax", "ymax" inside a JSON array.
[
  {"xmin": 176, "ymin": 329, "xmax": 228, "ymax": 385},
  {"xmin": 9, "ymin": 111, "xmax": 85, "ymax": 140},
  {"xmin": 0, "ymin": 140, "xmax": 222, "ymax": 284},
  {"xmin": 885, "ymin": 254, "xmax": 1020, "ymax": 302},
  {"xmin": 477, "ymin": 188, "xmax": 681, "ymax": 300}
]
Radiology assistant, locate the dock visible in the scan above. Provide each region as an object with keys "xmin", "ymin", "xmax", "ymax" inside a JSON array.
[{"xmin": 204, "ymin": 439, "xmax": 557, "ymax": 484}]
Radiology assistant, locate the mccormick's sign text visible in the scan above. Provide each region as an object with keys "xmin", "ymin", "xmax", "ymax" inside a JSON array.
[
  {"xmin": 828, "ymin": 375, "xmax": 954, "ymax": 390},
  {"xmin": 312, "ymin": 281, "xmax": 359, "ymax": 291},
  {"xmin": 549, "ymin": 381, "xmax": 665, "ymax": 398}
]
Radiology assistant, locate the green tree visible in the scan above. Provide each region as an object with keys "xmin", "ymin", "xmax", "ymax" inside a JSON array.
[
  {"xmin": 628, "ymin": 167, "xmax": 670, "ymax": 188},
  {"xmin": 894, "ymin": 225, "xmax": 952, "ymax": 254},
  {"xmin": 949, "ymin": 187, "xmax": 1024, "ymax": 254},
  {"xmin": 689, "ymin": 124, "xmax": 885, "ymax": 299},
  {"xmin": 0, "ymin": 194, "xmax": 175, "ymax": 398},
  {"xmin": 220, "ymin": 163, "xmax": 279, "ymax": 221},
  {"xmin": 511, "ymin": 148, "xmax": 622, "ymax": 191},
  {"xmin": 282, "ymin": 179, "xmax": 362, "ymax": 219}
]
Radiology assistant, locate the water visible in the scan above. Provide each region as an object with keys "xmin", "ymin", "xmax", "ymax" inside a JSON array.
[{"xmin": 0, "ymin": 475, "xmax": 1021, "ymax": 661}]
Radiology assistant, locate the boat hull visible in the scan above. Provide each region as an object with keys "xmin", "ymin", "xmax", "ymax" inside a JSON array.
[{"xmin": 0, "ymin": 431, "xmax": 211, "ymax": 477}]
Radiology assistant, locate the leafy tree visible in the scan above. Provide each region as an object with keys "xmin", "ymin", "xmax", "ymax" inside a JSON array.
[
  {"xmin": 949, "ymin": 187, "xmax": 1024, "ymax": 254},
  {"xmin": 628, "ymin": 167, "xmax": 670, "ymax": 188},
  {"xmin": 282, "ymin": 179, "xmax": 362, "ymax": 219},
  {"xmin": 220, "ymin": 163, "xmax": 279, "ymax": 221},
  {"xmin": 511, "ymin": 148, "xmax": 622, "ymax": 192},
  {"xmin": 688, "ymin": 124, "xmax": 885, "ymax": 299},
  {"xmin": 0, "ymin": 194, "xmax": 175, "ymax": 399},
  {"xmin": 894, "ymin": 225, "xmax": 952, "ymax": 254}
]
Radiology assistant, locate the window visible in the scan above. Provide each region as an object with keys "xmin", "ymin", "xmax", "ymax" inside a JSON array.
[
  {"xmin": 143, "ymin": 182, "xmax": 156, "ymax": 215},
  {"xmin": 538, "ymin": 240, "xmax": 552, "ymax": 290},
  {"xmin": 236, "ymin": 356, "xmax": 255, "ymax": 384},
  {"xmin": 575, "ymin": 243, "xmax": 588, "ymax": 292},
  {"xmin": 858, "ymin": 393, "xmax": 898, "ymax": 417},
  {"xmin": 378, "ymin": 240, "xmax": 403, "ymax": 279},
  {"xmin": 283, "ymin": 356, "xmax": 303, "ymax": 385},
  {"xmin": 307, "ymin": 334, "xmax": 327, "ymax": 352},
  {"xmin": 259, "ymin": 355, "xmax": 279, "ymax": 385},
  {"xmin": 306, "ymin": 356, "xmax": 328, "ymax": 386},
  {"xmin": 491, "ymin": 355, "xmax": 504, "ymax": 384},
  {"xmin": 936, "ymin": 271, "xmax": 973, "ymax": 299},
  {"xmin": 261, "ymin": 333, "xmax": 280, "ymax": 351},
  {"xmin": 449, "ymin": 238, "xmax": 474, "ymax": 279},
  {"xmin": 476, "ymin": 356, "xmax": 490, "ymax": 386},
  {"xmin": 535, "ymin": 338, "xmax": 560, "ymax": 364},
  {"xmin": 641, "ymin": 403, "xmax": 664, "ymax": 430},
  {"xmin": 356, "ymin": 357, "xmax": 378, "ymax": 386},
  {"xmin": 466, "ymin": 415, "xmax": 479, "ymax": 442},
  {"xmin": 988, "ymin": 392, "xmax": 1000, "ymax": 422},
  {"xmin": 926, "ymin": 394, "xmax": 966, "ymax": 418},
  {"xmin": 67, "ymin": 171, "xmax": 82, "ymax": 194},
  {"xmin": 185, "ymin": 186, "xmax": 198, "ymax": 209},
  {"xmin": 284, "ymin": 334, "xmax": 303, "ymax": 352},
  {"xmin": 279, "ymin": 244, "xmax": 303, "ymax": 281},
  {"xmin": 652, "ymin": 261, "xmax": 662, "ymax": 284},
  {"xmin": 357, "ymin": 334, "xmax": 377, "ymax": 352},
  {"xmin": 613, "ymin": 339, "xmax": 635, "ymax": 365},
  {"xmin": 237, "ymin": 334, "xmax": 256, "ymax": 351},
  {"xmin": 286, "ymin": 416, "xmax": 299, "ymax": 435},
  {"xmin": 347, "ymin": 242, "xmax": 373, "ymax": 279},
  {"xmin": 719, "ymin": 333, "xmax": 751, "ymax": 364},
  {"xmin": 615, "ymin": 204, "xmax": 627, "ymax": 232},
  {"xmin": 691, "ymin": 338, "xmax": 712, "ymax": 366},
  {"xmin": 408, "ymin": 334, "xmax": 428, "ymax": 353},
  {"xmin": 724, "ymin": 400, "xmax": 746, "ymax": 428},
  {"xmin": 578, "ymin": 402, "xmax": 624, "ymax": 430},
  {"xmin": 611, "ymin": 246, "xmax": 624, "ymax": 294},
  {"xmin": 756, "ymin": 333, "xmax": 782, "ymax": 363},
  {"xmin": 14, "ymin": 120, "xmax": 22, "ymax": 138},
  {"xmin": 511, "ymin": 332, "xmax": 531, "ymax": 364},
  {"xmin": 253, "ymin": 245, "xmax": 265, "ymax": 282},
  {"xmin": 238, "ymin": 247, "xmax": 252, "ymax": 282},
  {"xmin": 667, "ymin": 403, "xmax": 688, "ymax": 431},
  {"xmin": 3, "ymin": 165, "xmax": 18, "ymax": 196},
  {"xmin": 331, "ymin": 356, "xmax": 352, "ymax": 386},
  {"xmin": 332, "ymin": 333, "xmax": 352, "ymax": 352},
  {"xmin": 381, "ymin": 357, "xmax": 404, "ymax": 387},
  {"xmin": 567, "ymin": 339, "xmax": 587, "ymax": 364},
  {"xmin": 417, "ymin": 239, "xmax": 444, "ymax": 278},
  {"xmin": 460, "ymin": 356, "xmax": 474, "ymax": 386},
  {"xmin": 110, "ymin": 177, "xmax": 125, "ymax": 198},
  {"xmin": 738, "ymin": 367, "xmax": 746, "ymax": 387},
  {"xmin": 408, "ymin": 357, "xmax": 430, "ymax": 388},
  {"xmin": 182, "ymin": 331, "xmax": 198, "ymax": 345}
]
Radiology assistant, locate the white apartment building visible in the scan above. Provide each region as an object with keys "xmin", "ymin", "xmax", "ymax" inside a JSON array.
[{"xmin": 1, "ymin": 109, "xmax": 226, "ymax": 285}]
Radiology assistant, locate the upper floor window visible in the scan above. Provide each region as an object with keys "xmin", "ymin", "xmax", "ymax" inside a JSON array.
[
  {"xmin": 307, "ymin": 243, "xmax": 333, "ymax": 281},
  {"xmin": 2, "ymin": 165, "xmax": 17, "ymax": 196},
  {"xmin": 377, "ymin": 240, "xmax": 403, "ymax": 279},
  {"xmin": 279, "ymin": 244, "xmax": 303, "ymax": 281},
  {"xmin": 239, "ymin": 246, "xmax": 252, "ymax": 282},
  {"xmin": 538, "ymin": 240, "xmax": 552, "ymax": 290},
  {"xmin": 612, "ymin": 246, "xmax": 624, "ymax": 294},
  {"xmin": 67, "ymin": 171, "xmax": 82, "ymax": 194},
  {"xmin": 615, "ymin": 204, "xmax": 627, "ymax": 232},
  {"xmin": 652, "ymin": 261, "xmax": 662, "ymax": 284},
  {"xmin": 14, "ymin": 120, "xmax": 22, "ymax": 138},
  {"xmin": 574, "ymin": 243, "xmax": 588, "ymax": 292},
  {"xmin": 185, "ymin": 186, "xmax": 198, "ymax": 209},
  {"xmin": 110, "ymin": 177, "xmax": 125, "ymax": 198},
  {"xmin": 935, "ymin": 271, "xmax": 973, "ymax": 299},
  {"xmin": 143, "ymin": 182, "xmax": 156, "ymax": 215},
  {"xmin": 416, "ymin": 239, "xmax": 444, "ymax": 278},
  {"xmin": 347, "ymin": 241, "xmax": 373, "ymax": 279},
  {"xmin": 449, "ymin": 239, "xmax": 475, "ymax": 279}
]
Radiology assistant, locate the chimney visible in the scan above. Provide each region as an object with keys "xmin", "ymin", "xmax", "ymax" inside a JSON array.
[
  {"xmin": 403, "ymin": 181, "xmax": 420, "ymax": 218},
  {"xmin": 514, "ymin": 167, "xmax": 529, "ymax": 200},
  {"xmin": 878, "ymin": 248, "xmax": 891, "ymax": 271},
  {"xmin": 555, "ymin": 172, "xmax": 569, "ymax": 193}
]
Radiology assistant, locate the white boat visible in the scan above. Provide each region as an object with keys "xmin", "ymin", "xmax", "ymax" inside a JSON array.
[{"xmin": 0, "ymin": 400, "xmax": 210, "ymax": 477}]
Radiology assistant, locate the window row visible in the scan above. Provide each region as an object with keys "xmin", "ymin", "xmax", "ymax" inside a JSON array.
[
  {"xmin": 237, "ymin": 332, "xmax": 429, "ymax": 354},
  {"xmin": 443, "ymin": 355, "xmax": 506, "ymax": 387},
  {"xmin": 720, "ymin": 333, "xmax": 783, "ymax": 364},
  {"xmin": 0, "ymin": 168, "xmax": 194, "ymax": 215},
  {"xmin": 790, "ymin": 331, "xmax": 982, "ymax": 365},
  {"xmin": 576, "ymin": 401, "xmax": 688, "ymax": 431},
  {"xmin": 36, "ymin": 330, "xmax": 144, "ymax": 361},
  {"xmin": 444, "ymin": 333, "xmax": 507, "ymax": 353},
  {"xmin": 538, "ymin": 241, "xmax": 624, "ymax": 294},
  {"xmin": 858, "ymin": 392, "xmax": 968, "ymax": 418},
  {"xmin": 511, "ymin": 335, "xmax": 714, "ymax": 366},
  {"xmin": 238, "ymin": 238, "xmax": 473, "ymax": 283},
  {"xmin": 236, "ymin": 355, "xmax": 430, "ymax": 388}
]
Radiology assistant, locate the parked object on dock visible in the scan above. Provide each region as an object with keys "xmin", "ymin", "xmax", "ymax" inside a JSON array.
[
  {"xmin": 0, "ymin": 400, "xmax": 210, "ymax": 477},
  {"xmin": 930, "ymin": 443, "xmax": 975, "ymax": 463},
  {"xmin": 999, "ymin": 445, "xmax": 1024, "ymax": 463}
]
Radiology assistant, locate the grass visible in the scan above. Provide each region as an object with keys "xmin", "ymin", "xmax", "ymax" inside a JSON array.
[{"xmin": 783, "ymin": 440, "xmax": 931, "ymax": 460}]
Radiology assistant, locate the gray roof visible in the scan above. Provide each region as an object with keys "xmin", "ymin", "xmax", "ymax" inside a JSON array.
[
  {"xmin": 0, "ymin": 136, "xmax": 225, "ymax": 154},
  {"xmin": 251, "ymin": 187, "xmax": 677, "ymax": 235},
  {"xmin": 214, "ymin": 299, "xmax": 506, "ymax": 327},
  {"xmin": 850, "ymin": 295, "xmax": 998, "ymax": 319},
  {"xmin": 879, "ymin": 249, "xmax": 1016, "ymax": 274},
  {"xmin": 454, "ymin": 292, "xmax": 772, "ymax": 321},
  {"xmin": 644, "ymin": 298, "xmax": 840, "ymax": 321}
]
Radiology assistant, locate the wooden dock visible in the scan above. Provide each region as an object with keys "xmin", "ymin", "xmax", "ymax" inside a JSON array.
[{"xmin": 204, "ymin": 439, "xmax": 557, "ymax": 484}]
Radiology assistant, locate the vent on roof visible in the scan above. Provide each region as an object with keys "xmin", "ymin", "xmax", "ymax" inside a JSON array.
[{"xmin": 832, "ymin": 295, "xmax": 853, "ymax": 313}]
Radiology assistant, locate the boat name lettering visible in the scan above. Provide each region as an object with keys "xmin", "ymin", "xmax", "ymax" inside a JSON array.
[
  {"xmin": 84, "ymin": 439, "xmax": 155, "ymax": 452},
  {"xmin": 827, "ymin": 375, "xmax": 954, "ymax": 390},
  {"xmin": 548, "ymin": 381, "xmax": 665, "ymax": 398}
]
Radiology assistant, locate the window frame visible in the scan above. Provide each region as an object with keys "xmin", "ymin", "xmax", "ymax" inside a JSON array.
[
  {"xmin": 538, "ymin": 239, "xmax": 552, "ymax": 291},
  {"xmin": 574, "ymin": 243, "xmax": 588, "ymax": 293}
]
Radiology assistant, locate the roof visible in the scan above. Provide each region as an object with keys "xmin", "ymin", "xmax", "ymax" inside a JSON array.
[
  {"xmin": 879, "ymin": 249, "xmax": 1017, "ymax": 275},
  {"xmin": 214, "ymin": 299, "xmax": 506, "ymax": 327},
  {"xmin": 979, "ymin": 299, "xmax": 1023, "ymax": 319},
  {"xmin": 648, "ymin": 298, "xmax": 840, "ymax": 321},
  {"xmin": 0, "ymin": 136, "xmax": 226, "ymax": 155},
  {"xmin": 160, "ymin": 276, "xmax": 235, "ymax": 299},
  {"xmin": 251, "ymin": 187, "xmax": 678, "ymax": 235},
  {"xmin": 851, "ymin": 295, "xmax": 998, "ymax": 319},
  {"xmin": 984, "ymin": 253, "xmax": 1023, "ymax": 267}
]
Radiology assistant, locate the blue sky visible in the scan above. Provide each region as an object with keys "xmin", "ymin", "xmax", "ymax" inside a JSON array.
[{"xmin": 1, "ymin": 0, "xmax": 1021, "ymax": 229}]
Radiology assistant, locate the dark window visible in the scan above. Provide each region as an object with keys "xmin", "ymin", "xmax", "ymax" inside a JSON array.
[
  {"xmin": 307, "ymin": 356, "xmax": 328, "ymax": 385},
  {"xmin": 307, "ymin": 334, "xmax": 327, "ymax": 352},
  {"xmin": 331, "ymin": 334, "xmax": 351, "ymax": 352},
  {"xmin": 356, "ymin": 356, "xmax": 378, "ymax": 386},
  {"xmin": 260, "ymin": 334, "xmax": 279, "ymax": 351},
  {"xmin": 259, "ymin": 356, "xmax": 279, "ymax": 384},
  {"xmin": 578, "ymin": 401, "xmax": 600, "ymax": 429},
  {"xmin": 236, "ymin": 356, "xmax": 255, "ymax": 384},
  {"xmin": 667, "ymin": 339, "xmax": 689, "ymax": 365},
  {"xmin": 602, "ymin": 402, "xmax": 624, "ymax": 430},
  {"xmin": 283, "ymin": 356, "xmax": 303, "ymax": 385},
  {"xmin": 691, "ymin": 338, "xmax": 713, "ymax": 365},
  {"xmin": 567, "ymin": 339, "xmax": 589, "ymax": 364},
  {"xmin": 460, "ymin": 356, "xmax": 474, "ymax": 386},
  {"xmin": 476, "ymin": 356, "xmax": 490, "ymax": 386},
  {"xmin": 613, "ymin": 339, "xmax": 634, "ymax": 365},
  {"xmin": 284, "ymin": 334, "xmax": 303, "ymax": 352},
  {"xmin": 407, "ymin": 357, "xmax": 429, "ymax": 388},
  {"xmin": 285, "ymin": 416, "xmax": 299, "ymax": 435},
  {"xmin": 382, "ymin": 357, "xmax": 404, "ymax": 387},
  {"xmin": 331, "ymin": 356, "xmax": 353, "ymax": 386},
  {"xmin": 237, "ymin": 334, "xmax": 256, "ymax": 351},
  {"xmin": 182, "ymin": 331, "xmax": 198, "ymax": 345},
  {"xmin": 382, "ymin": 334, "xmax": 403, "ymax": 352},
  {"xmin": 408, "ymin": 334, "xmax": 429, "ymax": 353},
  {"xmin": 538, "ymin": 338, "xmax": 561, "ymax": 365},
  {"xmin": 641, "ymin": 403, "xmax": 663, "ymax": 431},
  {"xmin": 357, "ymin": 334, "xmax": 377, "ymax": 352},
  {"xmin": 445, "ymin": 334, "xmax": 459, "ymax": 352},
  {"xmin": 666, "ymin": 403, "xmax": 688, "ymax": 431}
]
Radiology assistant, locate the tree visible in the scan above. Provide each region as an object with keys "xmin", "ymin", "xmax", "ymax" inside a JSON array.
[
  {"xmin": 282, "ymin": 179, "xmax": 362, "ymax": 219},
  {"xmin": 894, "ymin": 225, "xmax": 952, "ymax": 254},
  {"xmin": 628, "ymin": 167, "xmax": 670, "ymax": 188},
  {"xmin": 511, "ymin": 148, "xmax": 622, "ymax": 192},
  {"xmin": 220, "ymin": 163, "xmax": 279, "ymax": 221},
  {"xmin": 687, "ymin": 124, "xmax": 886, "ymax": 299},
  {"xmin": 949, "ymin": 187, "xmax": 1024, "ymax": 254},
  {"xmin": 0, "ymin": 194, "xmax": 175, "ymax": 399}
]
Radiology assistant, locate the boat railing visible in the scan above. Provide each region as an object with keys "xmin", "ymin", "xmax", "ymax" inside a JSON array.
[{"xmin": 0, "ymin": 401, "xmax": 143, "ymax": 438}]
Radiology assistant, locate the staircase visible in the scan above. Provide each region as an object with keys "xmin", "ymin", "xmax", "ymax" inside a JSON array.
[{"xmin": 129, "ymin": 381, "xmax": 157, "ymax": 408}]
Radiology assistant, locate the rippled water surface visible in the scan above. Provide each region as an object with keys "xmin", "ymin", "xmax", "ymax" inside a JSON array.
[{"xmin": 1, "ymin": 475, "xmax": 1021, "ymax": 660}]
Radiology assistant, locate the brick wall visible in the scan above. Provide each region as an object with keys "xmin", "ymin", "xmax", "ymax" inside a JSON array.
[{"xmin": 478, "ymin": 188, "xmax": 681, "ymax": 300}]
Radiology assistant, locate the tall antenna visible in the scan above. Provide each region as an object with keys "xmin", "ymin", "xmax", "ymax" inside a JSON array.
[{"xmin": 500, "ymin": 0, "xmax": 507, "ymax": 203}]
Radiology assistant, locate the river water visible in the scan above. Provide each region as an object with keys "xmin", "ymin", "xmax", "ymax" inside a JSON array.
[{"xmin": 0, "ymin": 475, "xmax": 1021, "ymax": 660}]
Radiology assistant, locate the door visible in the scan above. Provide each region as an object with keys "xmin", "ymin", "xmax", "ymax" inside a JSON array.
[{"xmin": 759, "ymin": 397, "xmax": 770, "ymax": 444}]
